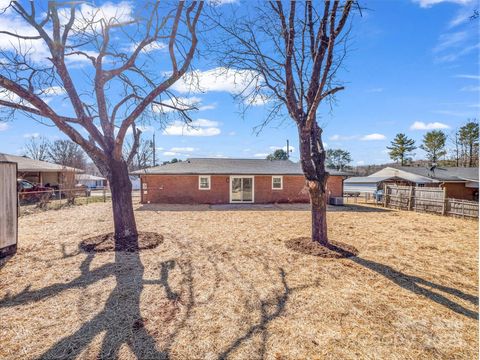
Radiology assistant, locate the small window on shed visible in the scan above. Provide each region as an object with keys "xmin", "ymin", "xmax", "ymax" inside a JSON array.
[
  {"xmin": 199, "ymin": 176, "xmax": 211, "ymax": 190},
  {"xmin": 272, "ymin": 176, "xmax": 283, "ymax": 190}
]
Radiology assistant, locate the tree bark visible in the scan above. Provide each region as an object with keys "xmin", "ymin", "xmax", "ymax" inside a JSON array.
[
  {"xmin": 107, "ymin": 158, "xmax": 139, "ymax": 251},
  {"xmin": 299, "ymin": 123, "xmax": 329, "ymax": 245},
  {"xmin": 307, "ymin": 179, "xmax": 329, "ymax": 245}
]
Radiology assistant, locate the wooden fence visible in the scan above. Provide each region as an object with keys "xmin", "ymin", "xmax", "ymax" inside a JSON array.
[{"xmin": 383, "ymin": 184, "xmax": 479, "ymax": 218}]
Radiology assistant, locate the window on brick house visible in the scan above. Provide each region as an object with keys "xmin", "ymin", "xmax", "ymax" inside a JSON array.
[
  {"xmin": 272, "ymin": 176, "xmax": 283, "ymax": 190},
  {"xmin": 199, "ymin": 176, "xmax": 211, "ymax": 190}
]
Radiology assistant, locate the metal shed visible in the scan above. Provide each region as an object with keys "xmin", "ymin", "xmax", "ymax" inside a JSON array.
[{"xmin": 0, "ymin": 161, "xmax": 18, "ymax": 258}]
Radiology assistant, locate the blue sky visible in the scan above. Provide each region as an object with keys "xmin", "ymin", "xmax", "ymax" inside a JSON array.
[{"xmin": 0, "ymin": 0, "xmax": 478, "ymax": 166}]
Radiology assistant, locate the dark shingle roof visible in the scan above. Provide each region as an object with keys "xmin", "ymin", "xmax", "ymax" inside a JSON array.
[
  {"xmin": 132, "ymin": 158, "xmax": 347, "ymax": 176},
  {"xmin": 396, "ymin": 166, "xmax": 479, "ymax": 182}
]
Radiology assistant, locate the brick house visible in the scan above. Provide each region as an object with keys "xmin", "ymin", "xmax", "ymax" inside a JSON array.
[{"xmin": 133, "ymin": 158, "xmax": 347, "ymax": 204}]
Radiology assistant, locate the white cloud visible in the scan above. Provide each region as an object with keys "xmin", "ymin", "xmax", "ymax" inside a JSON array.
[
  {"xmin": 171, "ymin": 67, "xmax": 260, "ymax": 95},
  {"xmin": 356, "ymin": 160, "xmax": 365, "ymax": 165},
  {"xmin": 254, "ymin": 153, "xmax": 269, "ymax": 158},
  {"xmin": 162, "ymin": 120, "xmax": 221, "ymax": 137},
  {"xmin": 208, "ymin": 0, "xmax": 239, "ymax": 5},
  {"xmin": 461, "ymin": 85, "xmax": 480, "ymax": 92},
  {"xmin": 170, "ymin": 147, "xmax": 195, "ymax": 152},
  {"xmin": 124, "ymin": 41, "xmax": 167, "ymax": 53},
  {"xmin": 190, "ymin": 119, "xmax": 219, "ymax": 127},
  {"xmin": 329, "ymin": 134, "xmax": 356, "ymax": 141},
  {"xmin": 413, "ymin": 0, "xmax": 473, "ymax": 8},
  {"xmin": 0, "ymin": 123, "xmax": 9, "ymax": 131},
  {"xmin": 410, "ymin": 121, "xmax": 450, "ymax": 130},
  {"xmin": 454, "ymin": 74, "xmax": 480, "ymax": 80},
  {"xmin": 163, "ymin": 151, "xmax": 177, "ymax": 156},
  {"xmin": 125, "ymin": 124, "xmax": 154, "ymax": 135},
  {"xmin": 228, "ymin": 131, "xmax": 236, "ymax": 136},
  {"xmin": 152, "ymin": 96, "xmax": 202, "ymax": 113},
  {"xmin": 41, "ymin": 86, "xmax": 66, "ymax": 96},
  {"xmin": 0, "ymin": 2, "xmax": 133, "ymax": 65},
  {"xmin": 152, "ymin": 97, "xmax": 215, "ymax": 113},
  {"xmin": 0, "ymin": 89, "xmax": 18, "ymax": 101},
  {"xmin": 448, "ymin": 6, "xmax": 477, "ymax": 27},
  {"xmin": 199, "ymin": 103, "xmax": 217, "ymax": 111},
  {"xmin": 23, "ymin": 132, "xmax": 40, "ymax": 138},
  {"xmin": 366, "ymin": 87, "xmax": 384, "ymax": 93},
  {"xmin": 360, "ymin": 133, "xmax": 386, "ymax": 141},
  {"xmin": 432, "ymin": 29, "xmax": 479, "ymax": 63},
  {"xmin": 433, "ymin": 31, "xmax": 468, "ymax": 53}
]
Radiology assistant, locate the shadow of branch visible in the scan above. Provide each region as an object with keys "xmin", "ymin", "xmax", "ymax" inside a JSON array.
[{"xmin": 351, "ymin": 257, "xmax": 478, "ymax": 320}]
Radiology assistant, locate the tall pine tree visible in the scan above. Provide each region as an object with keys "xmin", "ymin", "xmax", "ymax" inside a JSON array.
[{"xmin": 387, "ymin": 133, "xmax": 416, "ymax": 166}]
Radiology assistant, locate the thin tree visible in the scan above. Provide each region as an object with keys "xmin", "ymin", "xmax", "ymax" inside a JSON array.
[
  {"xmin": 387, "ymin": 133, "xmax": 416, "ymax": 166},
  {"xmin": 124, "ymin": 135, "xmax": 154, "ymax": 171},
  {"xmin": 266, "ymin": 149, "xmax": 288, "ymax": 160},
  {"xmin": 23, "ymin": 136, "xmax": 50, "ymax": 161},
  {"xmin": 458, "ymin": 120, "xmax": 479, "ymax": 167},
  {"xmin": 326, "ymin": 148, "xmax": 352, "ymax": 170},
  {"xmin": 420, "ymin": 130, "xmax": 446, "ymax": 164},
  {"xmin": 48, "ymin": 139, "xmax": 86, "ymax": 170},
  {"xmin": 213, "ymin": 1, "xmax": 356, "ymax": 245},
  {"xmin": 0, "ymin": 1, "xmax": 203, "ymax": 250}
]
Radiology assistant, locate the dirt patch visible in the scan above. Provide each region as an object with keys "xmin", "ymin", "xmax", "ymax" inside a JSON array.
[
  {"xmin": 285, "ymin": 237, "xmax": 359, "ymax": 258},
  {"xmin": 80, "ymin": 232, "xmax": 163, "ymax": 252}
]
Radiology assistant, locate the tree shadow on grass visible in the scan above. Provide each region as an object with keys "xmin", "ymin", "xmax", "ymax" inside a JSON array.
[
  {"xmin": 217, "ymin": 268, "xmax": 289, "ymax": 360},
  {"xmin": 0, "ymin": 250, "xmax": 189, "ymax": 359},
  {"xmin": 350, "ymin": 257, "xmax": 479, "ymax": 320}
]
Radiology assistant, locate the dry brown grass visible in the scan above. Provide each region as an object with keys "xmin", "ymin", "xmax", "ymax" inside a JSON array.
[{"xmin": 0, "ymin": 202, "xmax": 478, "ymax": 359}]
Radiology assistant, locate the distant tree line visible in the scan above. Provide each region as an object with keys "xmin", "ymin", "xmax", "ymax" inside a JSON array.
[{"xmin": 24, "ymin": 136, "xmax": 86, "ymax": 170}]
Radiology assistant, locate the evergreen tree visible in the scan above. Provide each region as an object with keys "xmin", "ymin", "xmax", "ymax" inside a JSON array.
[
  {"xmin": 387, "ymin": 133, "xmax": 416, "ymax": 166},
  {"xmin": 420, "ymin": 130, "xmax": 447, "ymax": 164}
]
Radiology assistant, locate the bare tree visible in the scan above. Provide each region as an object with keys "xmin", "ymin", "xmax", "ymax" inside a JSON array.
[
  {"xmin": 23, "ymin": 136, "xmax": 50, "ymax": 161},
  {"xmin": 213, "ymin": 1, "xmax": 355, "ymax": 245},
  {"xmin": 0, "ymin": 1, "xmax": 203, "ymax": 250},
  {"xmin": 48, "ymin": 139, "xmax": 86, "ymax": 170},
  {"xmin": 125, "ymin": 135, "xmax": 154, "ymax": 171}
]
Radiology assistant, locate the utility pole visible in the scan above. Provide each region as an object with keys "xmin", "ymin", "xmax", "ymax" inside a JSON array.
[
  {"xmin": 152, "ymin": 133, "xmax": 156, "ymax": 167},
  {"xmin": 286, "ymin": 139, "xmax": 290, "ymax": 159}
]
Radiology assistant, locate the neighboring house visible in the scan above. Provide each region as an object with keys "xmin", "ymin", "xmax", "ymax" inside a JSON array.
[
  {"xmin": 75, "ymin": 174, "xmax": 107, "ymax": 189},
  {"xmin": 0, "ymin": 153, "xmax": 83, "ymax": 186},
  {"xmin": 132, "ymin": 158, "xmax": 347, "ymax": 204},
  {"xmin": 344, "ymin": 166, "xmax": 479, "ymax": 201}
]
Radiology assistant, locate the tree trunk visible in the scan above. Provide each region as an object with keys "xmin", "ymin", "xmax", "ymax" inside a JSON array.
[
  {"xmin": 307, "ymin": 179, "xmax": 329, "ymax": 245},
  {"xmin": 107, "ymin": 158, "xmax": 139, "ymax": 251},
  {"xmin": 298, "ymin": 122, "xmax": 329, "ymax": 246}
]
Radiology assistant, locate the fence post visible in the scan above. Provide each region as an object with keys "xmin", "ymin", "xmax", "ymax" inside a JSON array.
[
  {"xmin": 383, "ymin": 183, "xmax": 387, "ymax": 208},
  {"xmin": 103, "ymin": 188, "xmax": 106, "ymax": 203},
  {"xmin": 461, "ymin": 201, "xmax": 465, "ymax": 218},
  {"xmin": 442, "ymin": 187, "xmax": 447, "ymax": 216},
  {"xmin": 408, "ymin": 186, "xmax": 413, "ymax": 211}
]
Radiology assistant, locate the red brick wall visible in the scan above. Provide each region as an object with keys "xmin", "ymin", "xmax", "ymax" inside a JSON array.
[
  {"xmin": 443, "ymin": 182, "xmax": 478, "ymax": 201},
  {"xmin": 140, "ymin": 174, "xmax": 343, "ymax": 204}
]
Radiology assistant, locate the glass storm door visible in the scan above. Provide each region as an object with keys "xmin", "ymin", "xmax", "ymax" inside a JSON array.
[{"xmin": 230, "ymin": 177, "xmax": 254, "ymax": 203}]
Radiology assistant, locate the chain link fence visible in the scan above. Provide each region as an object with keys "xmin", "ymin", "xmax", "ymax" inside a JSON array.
[{"xmin": 18, "ymin": 188, "xmax": 141, "ymax": 216}]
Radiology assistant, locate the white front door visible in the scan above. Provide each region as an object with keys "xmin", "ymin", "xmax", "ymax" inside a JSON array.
[{"xmin": 230, "ymin": 176, "xmax": 254, "ymax": 203}]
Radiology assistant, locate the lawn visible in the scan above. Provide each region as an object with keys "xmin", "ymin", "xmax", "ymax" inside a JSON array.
[{"xmin": 0, "ymin": 202, "xmax": 478, "ymax": 359}]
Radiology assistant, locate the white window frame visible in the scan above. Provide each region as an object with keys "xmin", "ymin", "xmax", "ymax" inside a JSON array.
[
  {"xmin": 272, "ymin": 176, "xmax": 283, "ymax": 190},
  {"xmin": 198, "ymin": 175, "xmax": 211, "ymax": 190}
]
